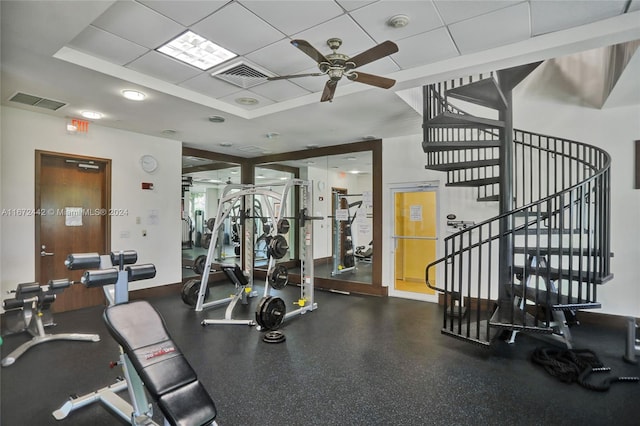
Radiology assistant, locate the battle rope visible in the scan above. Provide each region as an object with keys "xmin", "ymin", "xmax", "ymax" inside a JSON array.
[{"xmin": 531, "ymin": 347, "xmax": 639, "ymax": 391}]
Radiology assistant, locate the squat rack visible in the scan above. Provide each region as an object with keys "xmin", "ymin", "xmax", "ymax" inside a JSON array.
[{"xmin": 194, "ymin": 179, "xmax": 318, "ymax": 326}]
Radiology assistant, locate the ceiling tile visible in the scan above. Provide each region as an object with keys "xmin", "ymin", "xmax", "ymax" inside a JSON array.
[
  {"xmin": 433, "ymin": 0, "xmax": 523, "ymax": 25},
  {"xmin": 239, "ymin": 1, "xmax": 345, "ymax": 35},
  {"xmin": 392, "ymin": 27, "xmax": 458, "ymax": 68},
  {"xmin": 138, "ymin": 0, "xmax": 230, "ymax": 26},
  {"xmin": 629, "ymin": 0, "xmax": 640, "ymax": 12},
  {"xmin": 530, "ymin": 0, "xmax": 628, "ymax": 36},
  {"xmin": 336, "ymin": 1, "xmax": 380, "ymax": 12},
  {"xmin": 218, "ymin": 90, "xmax": 276, "ymax": 109},
  {"xmin": 127, "ymin": 51, "xmax": 203, "ymax": 84},
  {"xmin": 249, "ymin": 79, "xmax": 311, "ymax": 102},
  {"xmin": 448, "ymin": 2, "xmax": 530, "ymax": 55},
  {"xmin": 191, "ymin": 2, "xmax": 285, "ymax": 55},
  {"xmin": 349, "ymin": 0, "xmax": 444, "ymax": 43},
  {"xmin": 68, "ymin": 25, "xmax": 148, "ymax": 66},
  {"xmin": 179, "ymin": 72, "xmax": 244, "ymax": 99},
  {"xmin": 91, "ymin": 0, "xmax": 186, "ymax": 49},
  {"xmin": 352, "ymin": 56, "xmax": 400, "ymax": 75},
  {"xmin": 291, "ymin": 14, "xmax": 377, "ymax": 60},
  {"xmin": 246, "ymin": 39, "xmax": 316, "ymax": 76}
]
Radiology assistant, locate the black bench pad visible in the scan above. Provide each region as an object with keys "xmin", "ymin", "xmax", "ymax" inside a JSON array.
[{"xmin": 103, "ymin": 300, "xmax": 216, "ymax": 425}]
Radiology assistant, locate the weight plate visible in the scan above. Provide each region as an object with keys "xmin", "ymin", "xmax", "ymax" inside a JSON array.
[
  {"xmin": 193, "ymin": 255, "xmax": 207, "ymax": 275},
  {"xmin": 263, "ymin": 330, "xmax": 286, "ymax": 344},
  {"xmin": 343, "ymin": 255, "xmax": 355, "ymax": 268},
  {"xmin": 256, "ymin": 296, "xmax": 286, "ymax": 330},
  {"xmin": 206, "ymin": 218, "xmax": 216, "ymax": 231},
  {"xmin": 181, "ymin": 279, "xmax": 210, "ymax": 307},
  {"xmin": 267, "ymin": 234, "xmax": 289, "ymax": 260},
  {"xmin": 201, "ymin": 233, "xmax": 212, "ymax": 249},
  {"xmin": 277, "ymin": 218, "xmax": 290, "ymax": 235},
  {"xmin": 269, "ymin": 264, "xmax": 288, "ymax": 290}
]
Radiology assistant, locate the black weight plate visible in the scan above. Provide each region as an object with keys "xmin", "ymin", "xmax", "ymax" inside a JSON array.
[
  {"xmin": 267, "ymin": 234, "xmax": 289, "ymax": 260},
  {"xmin": 269, "ymin": 264, "xmax": 288, "ymax": 290},
  {"xmin": 344, "ymin": 255, "xmax": 355, "ymax": 268},
  {"xmin": 258, "ymin": 296, "xmax": 286, "ymax": 330},
  {"xmin": 263, "ymin": 330, "xmax": 286, "ymax": 344},
  {"xmin": 201, "ymin": 233, "xmax": 212, "ymax": 249},
  {"xmin": 181, "ymin": 279, "xmax": 209, "ymax": 307},
  {"xmin": 277, "ymin": 218, "xmax": 290, "ymax": 235},
  {"xmin": 206, "ymin": 218, "xmax": 215, "ymax": 231},
  {"xmin": 193, "ymin": 255, "xmax": 207, "ymax": 275},
  {"xmin": 255, "ymin": 296, "xmax": 272, "ymax": 328},
  {"xmin": 344, "ymin": 239, "xmax": 353, "ymax": 251}
]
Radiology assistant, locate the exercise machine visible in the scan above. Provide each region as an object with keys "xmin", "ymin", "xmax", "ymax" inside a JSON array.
[
  {"xmin": 53, "ymin": 250, "xmax": 217, "ymax": 425},
  {"xmin": 1, "ymin": 279, "xmax": 100, "ymax": 367},
  {"xmin": 331, "ymin": 192, "xmax": 363, "ymax": 276},
  {"xmin": 623, "ymin": 317, "xmax": 639, "ymax": 364},
  {"xmin": 188, "ymin": 179, "xmax": 319, "ymax": 329}
]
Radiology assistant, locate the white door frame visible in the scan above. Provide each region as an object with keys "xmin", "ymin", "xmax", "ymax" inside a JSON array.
[{"xmin": 388, "ymin": 181, "xmax": 440, "ymax": 302}]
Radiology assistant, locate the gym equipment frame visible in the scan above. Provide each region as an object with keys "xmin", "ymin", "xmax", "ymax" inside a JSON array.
[
  {"xmin": 53, "ymin": 251, "xmax": 216, "ymax": 425},
  {"xmin": 1, "ymin": 279, "xmax": 100, "ymax": 367},
  {"xmin": 623, "ymin": 317, "xmax": 639, "ymax": 364},
  {"xmin": 195, "ymin": 179, "xmax": 318, "ymax": 328},
  {"xmin": 331, "ymin": 192, "xmax": 363, "ymax": 276}
]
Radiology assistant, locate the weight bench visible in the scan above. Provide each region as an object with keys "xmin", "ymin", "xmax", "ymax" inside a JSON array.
[
  {"xmin": 2, "ymin": 280, "xmax": 100, "ymax": 367},
  {"xmin": 103, "ymin": 300, "xmax": 217, "ymax": 426}
]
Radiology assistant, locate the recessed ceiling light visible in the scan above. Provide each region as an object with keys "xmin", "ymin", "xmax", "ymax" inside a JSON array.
[
  {"xmin": 305, "ymin": 161, "xmax": 316, "ymax": 165},
  {"xmin": 122, "ymin": 90, "xmax": 146, "ymax": 101},
  {"xmin": 306, "ymin": 144, "xmax": 319, "ymax": 149},
  {"xmin": 387, "ymin": 14, "xmax": 409, "ymax": 28},
  {"xmin": 219, "ymin": 142, "xmax": 233, "ymax": 147},
  {"xmin": 161, "ymin": 129, "xmax": 177, "ymax": 135},
  {"xmin": 345, "ymin": 156, "xmax": 357, "ymax": 161},
  {"xmin": 209, "ymin": 115, "xmax": 225, "ymax": 123},
  {"xmin": 265, "ymin": 132, "xmax": 280, "ymax": 139},
  {"xmin": 236, "ymin": 97, "xmax": 258, "ymax": 105},
  {"xmin": 157, "ymin": 30, "xmax": 237, "ymax": 70},
  {"xmin": 81, "ymin": 111, "xmax": 103, "ymax": 119}
]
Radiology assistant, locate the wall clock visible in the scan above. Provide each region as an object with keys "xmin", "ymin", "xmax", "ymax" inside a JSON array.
[{"xmin": 140, "ymin": 154, "xmax": 158, "ymax": 173}]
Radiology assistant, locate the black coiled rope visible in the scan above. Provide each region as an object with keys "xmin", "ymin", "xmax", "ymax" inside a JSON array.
[{"xmin": 531, "ymin": 347, "xmax": 639, "ymax": 391}]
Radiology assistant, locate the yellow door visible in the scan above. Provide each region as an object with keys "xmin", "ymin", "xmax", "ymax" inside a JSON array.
[{"xmin": 393, "ymin": 189, "xmax": 437, "ymax": 294}]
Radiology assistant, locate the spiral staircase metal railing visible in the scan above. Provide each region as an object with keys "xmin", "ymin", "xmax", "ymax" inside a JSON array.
[{"xmin": 422, "ymin": 63, "xmax": 613, "ymax": 348}]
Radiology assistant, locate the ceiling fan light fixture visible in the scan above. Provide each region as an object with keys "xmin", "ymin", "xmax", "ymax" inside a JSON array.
[{"xmin": 387, "ymin": 14, "xmax": 409, "ymax": 28}]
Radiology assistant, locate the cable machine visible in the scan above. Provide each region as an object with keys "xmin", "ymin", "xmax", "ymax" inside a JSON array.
[{"xmin": 331, "ymin": 192, "xmax": 363, "ymax": 276}]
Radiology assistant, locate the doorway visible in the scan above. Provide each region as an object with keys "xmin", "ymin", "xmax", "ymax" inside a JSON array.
[
  {"xmin": 35, "ymin": 151, "xmax": 111, "ymax": 312},
  {"xmin": 391, "ymin": 185, "xmax": 438, "ymax": 301}
]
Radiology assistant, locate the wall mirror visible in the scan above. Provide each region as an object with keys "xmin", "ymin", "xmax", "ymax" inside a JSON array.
[
  {"xmin": 181, "ymin": 150, "xmax": 242, "ymax": 281},
  {"xmin": 251, "ymin": 139, "xmax": 382, "ymax": 295}
]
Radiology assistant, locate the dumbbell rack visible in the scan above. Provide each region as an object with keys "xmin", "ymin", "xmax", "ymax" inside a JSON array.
[
  {"xmin": 52, "ymin": 250, "xmax": 159, "ymax": 424},
  {"xmin": 1, "ymin": 279, "xmax": 100, "ymax": 367}
]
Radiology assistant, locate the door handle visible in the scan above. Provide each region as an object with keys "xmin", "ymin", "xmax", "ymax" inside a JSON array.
[{"xmin": 41, "ymin": 245, "xmax": 54, "ymax": 257}]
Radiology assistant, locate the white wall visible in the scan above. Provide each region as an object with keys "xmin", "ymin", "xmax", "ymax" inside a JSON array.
[
  {"xmin": 0, "ymin": 106, "xmax": 182, "ymax": 299},
  {"xmin": 381, "ymin": 82, "xmax": 640, "ymax": 317}
]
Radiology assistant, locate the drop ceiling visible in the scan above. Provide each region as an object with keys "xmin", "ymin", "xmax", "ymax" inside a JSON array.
[{"xmin": 2, "ymin": 1, "xmax": 639, "ymax": 156}]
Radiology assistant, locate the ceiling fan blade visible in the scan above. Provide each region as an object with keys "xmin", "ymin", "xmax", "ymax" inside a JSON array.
[
  {"xmin": 320, "ymin": 80, "xmax": 338, "ymax": 102},
  {"xmin": 348, "ymin": 40, "xmax": 398, "ymax": 68},
  {"xmin": 347, "ymin": 71, "xmax": 396, "ymax": 89},
  {"xmin": 267, "ymin": 73, "xmax": 324, "ymax": 81},
  {"xmin": 291, "ymin": 39, "xmax": 330, "ymax": 64}
]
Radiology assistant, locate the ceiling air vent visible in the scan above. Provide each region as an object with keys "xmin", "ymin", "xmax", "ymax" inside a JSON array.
[
  {"xmin": 9, "ymin": 92, "xmax": 67, "ymax": 111},
  {"xmin": 211, "ymin": 61, "xmax": 273, "ymax": 89}
]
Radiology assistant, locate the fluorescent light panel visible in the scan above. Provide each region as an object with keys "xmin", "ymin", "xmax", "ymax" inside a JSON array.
[{"xmin": 157, "ymin": 31, "xmax": 236, "ymax": 70}]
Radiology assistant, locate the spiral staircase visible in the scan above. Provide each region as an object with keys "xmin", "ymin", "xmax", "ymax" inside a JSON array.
[{"xmin": 422, "ymin": 62, "xmax": 613, "ymax": 348}]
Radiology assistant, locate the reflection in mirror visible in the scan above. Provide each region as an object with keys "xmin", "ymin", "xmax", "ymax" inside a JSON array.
[
  {"xmin": 257, "ymin": 151, "xmax": 373, "ymax": 285},
  {"xmin": 181, "ymin": 155, "xmax": 240, "ymax": 281},
  {"xmin": 253, "ymin": 166, "xmax": 297, "ymax": 268}
]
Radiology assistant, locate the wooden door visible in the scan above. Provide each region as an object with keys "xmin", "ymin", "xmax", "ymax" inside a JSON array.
[{"xmin": 35, "ymin": 151, "xmax": 111, "ymax": 312}]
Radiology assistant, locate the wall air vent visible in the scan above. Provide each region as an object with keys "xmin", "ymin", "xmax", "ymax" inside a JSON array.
[
  {"xmin": 9, "ymin": 92, "xmax": 67, "ymax": 111},
  {"xmin": 211, "ymin": 61, "xmax": 273, "ymax": 89}
]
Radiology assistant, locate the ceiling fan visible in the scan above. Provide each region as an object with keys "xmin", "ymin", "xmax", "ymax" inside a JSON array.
[{"xmin": 267, "ymin": 38, "xmax": 398, "ymax": 102}]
